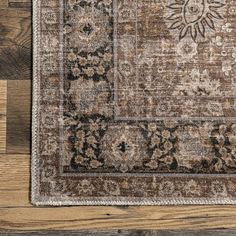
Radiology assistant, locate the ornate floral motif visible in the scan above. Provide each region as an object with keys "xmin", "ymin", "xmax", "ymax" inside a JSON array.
[
  {"xmin": 100, "ymin": 126, "xmax": 148, "ymax": 173},
  {"xmin": 63, "ymin": 115, "xmax": 109, "ymax": 172},
  {"xmin": 210, "ymin": 124, "xmax": 236, "ymax": 172},
  {"xmin": 184, "ymin": 179, "xmax": 201, "ymax": 196},
  {"xmin": 68, "ymin": 79, "xmax": 112, "ymax": 116},
  {"xmin": 165, "ymin": 0, "xmax": 226, "ymax": 41},
  {"xmin": 104, "ymin": 180, "xmax": 120, "ymax": 195},
  {"xmin": 76, "ymin": 179, "xmax": 95, "ymax": 195},
  {"xmin": 158, "ymin": 180, "xmax": 175, "ymax": 197},
  {"xmin": 176, "ymin": 39, "xmax": 198, "ymax": 59},
  {"xmin": 140, "ymin": 122, "xmax": 179, "ymax": 171},
  {"xmin": 175, "ymin": 124, "xmax": 212, "ymax": 170},
  {"xmin": 64, "ymin": 1, "xmax": 112, "ymax": 51},
  {"xmin": 211, "ymin": 180, "xmax": 228, "ymax": 197},
  {"xmin": 173, "ymin": 69, "xmax": 221, "ymax": 96}
]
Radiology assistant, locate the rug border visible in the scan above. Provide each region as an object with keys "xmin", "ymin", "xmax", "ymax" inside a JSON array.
[{"xmin": 31, "ymin": 0, "xmax": 236, "ymax": 206}]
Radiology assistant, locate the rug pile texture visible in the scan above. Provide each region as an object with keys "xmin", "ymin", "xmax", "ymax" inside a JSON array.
[{"xmin": 32, "ymin": 0, "xmax": 236, "ymax": 205}]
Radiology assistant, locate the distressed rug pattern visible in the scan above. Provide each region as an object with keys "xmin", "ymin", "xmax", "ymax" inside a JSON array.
[{"xmin": 32, "ymin": 0, "xmax": 236, "ymax": 205}]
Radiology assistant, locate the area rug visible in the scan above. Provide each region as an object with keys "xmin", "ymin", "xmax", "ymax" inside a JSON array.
[{"xmin": 32, "ymin": 0, "xmax": 236, "ymax": 205}]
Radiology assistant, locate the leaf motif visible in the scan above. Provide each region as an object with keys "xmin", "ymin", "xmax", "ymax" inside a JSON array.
[
  {"xmin": 214, "ymin": 159, "xmax": 223, "ymax": 172},
  {"xmin": 225, "ymin": 156, "xmax": 236, "ymax": 168},
  {"xmin": 169, "ymin": 20, "xmax": 183, "ymax": 30},
  {"xmin": 208, "ymin": 9, "xmax": 223, "ymax": 19},
  {"xmin": 179, "ymin": 25, "xmax": 190, "ymax": 40},
  {"xmin": 197, "ymin": 21, "xmax": 206, "ymax": 38},
  {"xmin": 210, "ymin": 1, "xmax": 225, "ymax": 9},
  {"xmin": 191, "ymin": 24, "xmax": 198, "ymax": 41},
  {"xmin": 166, "ymin": 3, "xmax": 183, "ymax": 10},
  {"xmin": 139, "ymin": 124, "xmax": 146, "ymax": 130},
  {"xmin": 166, "ymin": 14, "xmax": 182, "ymax": 21},
  {"xmin": 205, "ymin": 14, "xmax": 216, "ymax": 30}
]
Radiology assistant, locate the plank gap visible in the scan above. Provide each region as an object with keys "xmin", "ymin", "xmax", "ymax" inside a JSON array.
[{"xmin": 8, "ymin": 2, "xmax": 32, "ymax": 9}]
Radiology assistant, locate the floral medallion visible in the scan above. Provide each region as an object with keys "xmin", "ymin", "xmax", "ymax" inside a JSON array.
[
  {"xmin": 64, "ymin": 1, "xmax": 112, "ymax": 52},
  {"xmin": 165, "ymin": 0, "xmax": 226, "ymax": 42},
  {"xmin": 100, "ymin": 125, "xmax": 148, "ymax": 173}
]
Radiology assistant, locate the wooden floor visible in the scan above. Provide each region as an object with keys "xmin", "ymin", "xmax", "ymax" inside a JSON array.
[{"xmin": 1, "ymin": 0, "xmax": 236, "ymax": 234}]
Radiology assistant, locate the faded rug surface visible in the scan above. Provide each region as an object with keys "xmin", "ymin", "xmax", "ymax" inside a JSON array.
[{"xmin": 32, "ymin": 0, "xmax": 236, "ymax": 205}]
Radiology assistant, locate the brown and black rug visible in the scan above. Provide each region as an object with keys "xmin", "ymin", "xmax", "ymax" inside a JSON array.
[{"xmin": 32, "ymin": 0, "xmax": 236, "ymax": 205}]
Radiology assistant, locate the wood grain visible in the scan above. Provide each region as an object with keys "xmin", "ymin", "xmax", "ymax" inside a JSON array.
[
  {"xmin": 0, "ymin": 45, "xmax": 31, "ymax": 80},
  {"xmin": 6, "ymin": 80, "xmax": 31, "ymax": 154},
  {"xmin": 0, "ymin": 0, "xmax": 31, "ymax": 80},
  {"xmin": 2, "ymin": 230, "xmax": 236, "ymax": 236},
  {"xmin": 0, "ymin": 154, "xmax": 29, "ymax": 207},
  {"xmin": 0, "ymin": 2, "xmax": 8, "ymax": 8},
  {"xmin": 0, "ymin": 15, "xmax": 31, "ymax": 81},
  {"xmin": 0, "ymin": 7, "xmax": 31, "ymax": 48},
  {"xmin": 8, "ymin": 0, "xmax": 31, "ymax": 2},
  {"xmin": 8, "ymin": 1, "xmax": 31, "ymax": 9},
  {"xmin": 0, "ymin": 81, "xmax": 7, "ymax": 153}
]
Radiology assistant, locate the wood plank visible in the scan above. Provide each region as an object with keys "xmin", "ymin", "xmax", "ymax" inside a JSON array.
[
  {"xmin": 0, "ymin": 1, "xmax": 31, "ymax": 81},
  {"xmin": 0, "ymin": 2, "xmax": 8, "ymax": 8},
  {"xmin": 2, "ymin": 204, "xmax": 236, "ymax": 230},
  {"xmin": 0, "ymin": 5, "xmax": 31, "ymax": 80},
  {"xmin": 0, "ymin": 81, "xmax": 7, "ymax": 153},
  {"xmin": 6, "ymin": 80, "xmax": 31, "ymax": 154},
  {"xmin": 2, "ymin": 155, "xmax": 236, "ymax": 230},
  {"xmin": 8, "ymin": 1, "xmax": 31, "ymax": 9},
  {"xmin": 0, "ymin": 154, "xmax": 29, "ymax": 207},
  {"xmin": 8, "ymin": 0, "xmax": 31, "ymax": 2},
  {"xmin": 0, "ymin": 8, "xmax": 31, "ymax": 47},
  {"xmin": 1, "ymin": 230, "xmax": 236, "ymax": 236},
  {"xmin": 0, "ymin": 46, "xmax": 31, "ymax": 80}
]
